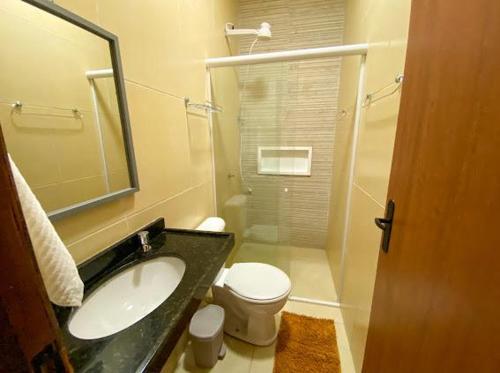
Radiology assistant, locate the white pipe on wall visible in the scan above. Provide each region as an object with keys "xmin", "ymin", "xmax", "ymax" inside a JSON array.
[
  {"xmin": 206, "ymin": 43, "xmax": 368, "ymax": 68},
  {"xmin": 86, "ymin": 68, "xmax": 113, "ymax": 80},
  {"xmin": 337, "ymin": 54, "xmax": 367, "ymax": 301},
  {"xmin": 206, "ymin": 68, "xmax": 218, "ymax": 214},
  {"xmin": 87, "ymin": 74, "xmax": 112, "ymax": 194}
]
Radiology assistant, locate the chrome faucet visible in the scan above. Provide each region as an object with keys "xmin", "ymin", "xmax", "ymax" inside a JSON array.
[{"xmin": 138, "ymin": 230, "xmax": 152, "ymax": 253}]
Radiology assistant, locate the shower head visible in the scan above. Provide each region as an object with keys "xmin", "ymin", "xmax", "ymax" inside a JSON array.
[{"xmin": 225, "ymin": 22, "xmax": 272, "ymax": 40}]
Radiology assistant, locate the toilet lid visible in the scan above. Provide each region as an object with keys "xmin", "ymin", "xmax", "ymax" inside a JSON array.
[{"xmin": 225, "ymin": 263, "xmax": 291, "ymax": 301}]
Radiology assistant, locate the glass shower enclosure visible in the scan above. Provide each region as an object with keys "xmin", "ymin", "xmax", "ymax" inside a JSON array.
[{"xmin": 207, "ymin": 46, "xmax": 367, "ymax": 304}]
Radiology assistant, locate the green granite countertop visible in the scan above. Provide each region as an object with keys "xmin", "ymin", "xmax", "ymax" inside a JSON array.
[{"xmin": 58, "ymin": 220, "xmax": 234, "ymax": 372}]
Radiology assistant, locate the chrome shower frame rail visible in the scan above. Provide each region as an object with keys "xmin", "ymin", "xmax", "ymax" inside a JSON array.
[{"xmin": 205, "ymin": 44, "xmax": 369, "ymax": 307}]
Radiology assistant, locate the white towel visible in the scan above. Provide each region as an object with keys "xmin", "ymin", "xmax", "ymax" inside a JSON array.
[{"xmin": 8, "ymin": 155, "xmax": 84, "ymax": 307}]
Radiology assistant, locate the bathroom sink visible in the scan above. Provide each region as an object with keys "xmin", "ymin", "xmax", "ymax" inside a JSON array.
[{"xmin": 69, "ymin": 256, "xmax": 186, "ymax": 340}]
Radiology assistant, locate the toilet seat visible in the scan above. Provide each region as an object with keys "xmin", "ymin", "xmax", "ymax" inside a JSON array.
[{"xmin": 224, "ymin": 263, "xmax": 291, "ymax": 303}]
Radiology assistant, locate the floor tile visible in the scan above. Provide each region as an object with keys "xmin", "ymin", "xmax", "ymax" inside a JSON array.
[
  {"xmin": 174, "ymin": 335, "xmax": 254, "ymax": 373},
  {"xmin": 249, "ymin": 341, "xmax": 276, "ymax": 373},
  {"xmin": 173, "ymin": 301, "xmax": 355, "ymax": 373},
  {"xmin": 283, "ymin": 300, "xmax": 344, "ymax": 323}
]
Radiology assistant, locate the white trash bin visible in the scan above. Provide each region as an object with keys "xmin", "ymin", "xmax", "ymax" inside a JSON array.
[{"xmin": 189, "ymin": 304, "xmax": 226, "ymax": 368}]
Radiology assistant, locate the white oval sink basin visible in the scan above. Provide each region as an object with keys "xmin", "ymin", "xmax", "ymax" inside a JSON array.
[{"xmin": 69, "ymin": 256, "xmax": 186, "ymax": 340}]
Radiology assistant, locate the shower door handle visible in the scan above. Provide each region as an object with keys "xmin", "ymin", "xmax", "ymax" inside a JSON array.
[{"xmin": 374, "ymin": 199, "xmax": 395, "ymax": 253}]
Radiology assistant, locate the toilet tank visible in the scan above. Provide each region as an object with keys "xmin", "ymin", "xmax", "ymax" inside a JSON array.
[{"xmin": 196, "ymin": 217, "xmax": 226, "ymax": 232}]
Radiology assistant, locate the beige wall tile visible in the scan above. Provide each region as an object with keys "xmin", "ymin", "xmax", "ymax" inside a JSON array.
[
  {"xmin": 32, "ymin": 183, "xmax": 63, "ymax": 212},
  {"xmin": 108, "ymin": 168, "xmax": 131, "ymax": 191},
  {"xmin": 127, "ymin": 182, "xmax": 215, "ymax": 233},
  {"xmin": 56, "ymin": 120, "xmax": 104, "ymax": 181},
  {"xmin": 55, "ymin": 0, "xmax": 99, "ymax": 24},
  {"xmin": 341, "ymin": 186, "xmax": 383, "ymax": 371},
  {"xmin": 125, "ymin": 82, "xmax": 191, "ymax": 210},
  {"xmin": 67, "ymin": 218, "xmax": 130, "ymax": 263},
  {"xmin": 186, "ymin": 113, "xmax": 212, "ymax": 186},
  {"xmin": 0, "ymin": 108, "xmax": 61, "ymax": 188},
  {"xmin": 53, "ymin": 196, "xmax": 133, "ymax": 245},
  {"xmin": 355, "ymin": 92, "xmax": 400, "ymax": 205},
  {"xmin": 96, "ymin": 0, "xmax": 215, "ymax": 101},
  {"xmin": 325, "ymin": 103, "xmax": 356, "ymax": 289},
  {"xmin": 210, "ymin": 0, "xmax": 239, "ymax": 56},
  {"xmin": 177, "ymin": 0, "xmax": 213, "ymax": 101},
  {"xmin": 96, "ymin": 0, "xmax": 184, "ymax": 94},
  {"xmin": 59, "ymin": 175, "xmax": 107, "ymax": 207},
  {"xmin": 0, "ymin": 2, "xmax": 106, "ymax": 110}
]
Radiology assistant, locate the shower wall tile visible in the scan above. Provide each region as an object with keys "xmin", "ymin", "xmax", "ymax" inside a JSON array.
[{"xmin": 238, "ymin": 0, "xmax": 345, "ymax": 249}]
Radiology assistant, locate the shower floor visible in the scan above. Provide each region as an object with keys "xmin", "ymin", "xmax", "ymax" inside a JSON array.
[{"xmin": 232, "ymin": 242, "xmax": 338, "ymax": 302}]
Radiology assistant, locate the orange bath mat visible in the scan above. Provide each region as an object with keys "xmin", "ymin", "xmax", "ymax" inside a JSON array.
[{"xmin": 273, "ymin": 311, "xmax": 341, "ymax": 373}]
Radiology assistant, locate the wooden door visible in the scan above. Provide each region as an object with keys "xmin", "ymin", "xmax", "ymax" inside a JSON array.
[
  {"xmin": 363, "ymin": 1, "xmax": 500, "ymax": 372},
  {"xmin": 0, "ymin": 126, "xmax": 71, "ymax": 371}
]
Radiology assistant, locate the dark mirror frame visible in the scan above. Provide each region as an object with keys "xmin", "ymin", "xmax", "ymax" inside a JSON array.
[{"xmin": 20, "ymin": 0, "xmax": 139, "ymax": 221}]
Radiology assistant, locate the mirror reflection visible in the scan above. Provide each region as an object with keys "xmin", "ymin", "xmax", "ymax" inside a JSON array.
[{"xmin": 0, "ymin": 0, "xmax": 134, "ymax": 216}]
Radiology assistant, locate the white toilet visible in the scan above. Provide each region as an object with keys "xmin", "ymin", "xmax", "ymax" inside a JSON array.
[{"xmin": 196, "ymin": 217, "xmax": 291, "ymax": 346}]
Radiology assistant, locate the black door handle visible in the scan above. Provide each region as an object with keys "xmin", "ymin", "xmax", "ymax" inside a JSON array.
[
  {"xmin": 374, "ymin": 217, "xmax": 391, "ymax": 230},
  {"xmin": 374, "ymin": 199, "xmax": 395, "ymax": 253}
]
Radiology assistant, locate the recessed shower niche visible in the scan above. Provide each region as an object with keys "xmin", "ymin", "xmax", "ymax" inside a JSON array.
[{"xmin": 257, "ymin": 146, "xmax": 312, "ymax": 176}]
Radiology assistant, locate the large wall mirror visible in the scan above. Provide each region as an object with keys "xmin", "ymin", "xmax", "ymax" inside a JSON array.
[{"xmin": 0, "ymin": 0, "xmax": 138, "ymax": 220}]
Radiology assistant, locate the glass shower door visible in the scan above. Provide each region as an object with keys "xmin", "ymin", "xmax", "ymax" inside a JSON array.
[{"xmin": 210, "ymin": 57, "xmax": 340, "ymax": 303}]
